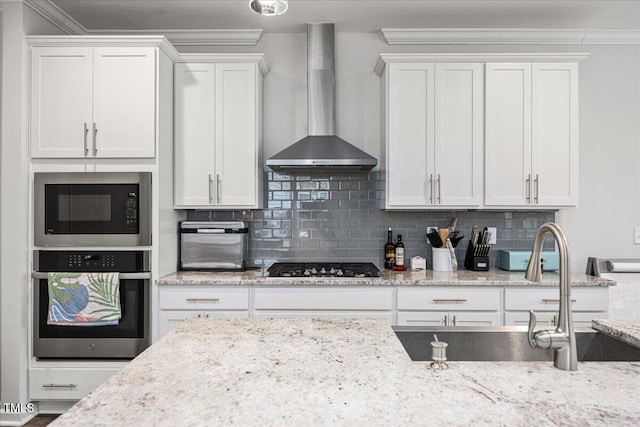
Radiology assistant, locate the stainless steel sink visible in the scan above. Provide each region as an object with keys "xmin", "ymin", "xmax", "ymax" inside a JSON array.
[{"xmin": 393, "ymin": 326, "xmax": 640, "ymax": 362}]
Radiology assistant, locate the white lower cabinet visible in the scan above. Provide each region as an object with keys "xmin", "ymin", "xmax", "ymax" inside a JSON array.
[
  {"xmin": 158, "ymin": 286, "xmax": 250, "ymax": 337},
  {"xmin": 29, "ymin": 368, "xmax": 119, "ymax": 401},
  {"xmin": 504, "ymin": 287, "xmax": 609, "ymax": 328},
  {"xmin": 396, "ymin": 287, "xmax": 502, "ymax": 327},
  {"xmin": 253, "ymin": 287, "xmax": 394, "ymax": 324}
]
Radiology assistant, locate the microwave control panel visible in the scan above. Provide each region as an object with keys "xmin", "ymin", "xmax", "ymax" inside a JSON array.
[{"xmin": 124, "ymin": 191, "xmax": 139, "ymax": 232}]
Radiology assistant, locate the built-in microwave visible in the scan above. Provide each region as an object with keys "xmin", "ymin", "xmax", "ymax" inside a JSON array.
[{"xmin": 34, "ymin": 172, "xmax": 151, "ymax": 247}]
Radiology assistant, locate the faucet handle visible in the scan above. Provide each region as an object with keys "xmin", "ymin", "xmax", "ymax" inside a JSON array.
[{"xmin": 528, "ymin": 310, "xmax": 538, "ymax": 348}]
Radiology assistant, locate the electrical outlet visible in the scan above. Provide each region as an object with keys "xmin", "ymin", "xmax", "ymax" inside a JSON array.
[
  {"xmin": 634, "ymin": 226, "xmax": 640, "ymax": 245},
  {"xmin": 487, "ymin": 227, "xmax": 497, "ymax": 245}
]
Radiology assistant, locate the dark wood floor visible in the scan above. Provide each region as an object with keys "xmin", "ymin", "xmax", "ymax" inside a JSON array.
[{"xmin": 24, "ymin": 414, "xmax": 59, "ymax": 426}]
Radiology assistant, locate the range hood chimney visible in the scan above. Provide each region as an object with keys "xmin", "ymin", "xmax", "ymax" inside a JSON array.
[{"xmin": 266, "ymin": 23, "xmax": 377, "ymax": 172}]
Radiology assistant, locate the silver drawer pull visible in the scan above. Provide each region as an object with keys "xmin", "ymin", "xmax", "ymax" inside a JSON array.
[
  {"xmin": 432, "ymin": 298, "xmax": 467, "ymax": 303},
  {"xmin": 43, "ymin": 384, "xmax": 77, "ymax": 389},
  {"xmin": 186, "ymin": 298, "xmax": 220, "ymax": 303},
  {"xmin": 541, "ymin": 299, "xmax": 577, "ymax": 304}
]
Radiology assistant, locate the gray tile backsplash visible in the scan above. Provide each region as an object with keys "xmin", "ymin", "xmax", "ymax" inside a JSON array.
[{"xmin": 187, "ymin": 172, "xmax": 556, "ymax": 269}]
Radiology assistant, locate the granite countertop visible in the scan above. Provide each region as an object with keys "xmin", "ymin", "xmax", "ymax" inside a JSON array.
[
  {"xmin": 592, "ymin": 319, "xmax": 640, "ymax": 348},
  {"xmin": 157, "ymin": 269, "xmax": 613, "ymax": 287},
  {"xmin": 51, "ymin": 318, "xmax": 640, "ymax": 427}
]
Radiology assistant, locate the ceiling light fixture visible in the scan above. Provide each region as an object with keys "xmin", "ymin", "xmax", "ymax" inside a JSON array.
[{"xmin": 250, "ymin": 0, "xmax": 288, "ymax": 16}]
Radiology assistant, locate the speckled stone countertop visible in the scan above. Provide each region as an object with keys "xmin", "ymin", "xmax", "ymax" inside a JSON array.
[
  {"xmin": 592, "ymin": 319, "xmax": 640, "ymax": 349},
  {"xmin": 51, "ymin": 318, "xmax": 639, "ymax": 427},
  {"xmin": 157, "ymin": 269, "xmax": 613, "ymax": 287}
]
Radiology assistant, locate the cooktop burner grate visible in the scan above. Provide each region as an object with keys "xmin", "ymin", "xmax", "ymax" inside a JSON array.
[{"xmin": 267, "ymin": 262, "xmax": 382, "ymax": 278}]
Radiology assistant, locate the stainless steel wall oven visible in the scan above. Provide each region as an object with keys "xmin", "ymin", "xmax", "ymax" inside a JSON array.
[
  {"xmin": 33, "ymin": 250, "xmax": 150, "ymax": 359},
  {"xmin": 34, "ymin": 172, "xmax": 151, "ymax": 247}
]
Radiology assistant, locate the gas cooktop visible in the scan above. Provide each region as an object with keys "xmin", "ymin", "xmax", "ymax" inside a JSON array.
[{"xmin": 267, "ymin": 262, "xmax": 382, "ymax": 278}]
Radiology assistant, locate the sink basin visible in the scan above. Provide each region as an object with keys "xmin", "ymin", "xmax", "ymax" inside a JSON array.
[{"xmin": 393, "ymin": 326, "xmax": 640, "ymax": 362}]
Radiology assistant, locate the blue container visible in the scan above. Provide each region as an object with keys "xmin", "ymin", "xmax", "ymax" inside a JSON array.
[{"xmin": 497, "ymin": 250, "xmax": 559, "ymax": 271}]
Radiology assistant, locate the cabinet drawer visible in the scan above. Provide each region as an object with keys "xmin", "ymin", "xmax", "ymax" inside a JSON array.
[
  {"xmin": 159, "ymin": 286, "xmax": 249, "ymax": 310},
  {"xmin": 504, "ymin": 287, "xmax": 608, "ymax": 312},
  {"xmin": 397, "ymin": 287, "xmax": 501, "ymax": 311},
  {"xmin": 29, "ymin": 368, "xmax": 118, "ymax": 400},
  {"xmin": 254, "ymin": 287, "xmax": 393, "ymax": 311}
]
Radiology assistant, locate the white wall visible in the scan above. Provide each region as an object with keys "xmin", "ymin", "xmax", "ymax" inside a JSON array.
[
  {"xmin": 181, "ymin": 33, "xmax": 640, "ymax": 271},
  {"xmin": 0, "ymin": 3, "xmax": 64, "ymax": 425}
]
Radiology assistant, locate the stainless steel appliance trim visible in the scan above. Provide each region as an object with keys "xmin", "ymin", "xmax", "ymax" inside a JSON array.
[
  {"xmin": 180, "ymin": 221, "xmax": 248, "ymax": 230},
  {"xmin": 32, "ymin": 272, "xmax": 150, "ymax": 280},
  {"xmin": 34, "ymin": 172, "xmax": 152, "ymax": 247}
]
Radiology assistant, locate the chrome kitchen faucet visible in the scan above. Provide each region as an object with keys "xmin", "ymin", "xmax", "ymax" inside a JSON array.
[{"xmin": 525, "ymin": 223, "xmax": 577, "ymax": 371}]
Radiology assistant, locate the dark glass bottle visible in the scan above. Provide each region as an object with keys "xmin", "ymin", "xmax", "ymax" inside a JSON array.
[
  {"xmin": 384, "ymin": 227, "xmax": 395, "ymax": 269},
  {"xmin": 395, "ymin": 234, "xmax": 405, "ymax": 267}
]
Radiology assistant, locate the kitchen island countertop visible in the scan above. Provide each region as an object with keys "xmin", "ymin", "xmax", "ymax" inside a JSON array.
[
  {"xmin": 50, "ymin": 318, "xmax": 639, "ymax": 427},
  {"xmin": 158, "ymin": 269, "xmax": 613, "ymax": 287},
  {"xmin": 593, "ymin": 318, "xmax": 640, "ymax": 348}
]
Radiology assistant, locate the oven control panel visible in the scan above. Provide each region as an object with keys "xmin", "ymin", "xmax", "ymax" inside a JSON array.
[{"xmin": 36, "ymin": 250, "xmax": 149, "ymax": 273}]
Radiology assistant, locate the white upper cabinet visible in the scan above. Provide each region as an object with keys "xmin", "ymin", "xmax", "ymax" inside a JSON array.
[
  {"xmin": 381, "ymin": 59, "xmax": 483, "ymax": 209},
  {"xmin": 485, "ymin": 62, "xmax": 579, "ymax": 208},
  {"xmin": 174, "ymin": 56, "xmax": 267, "ymax": 209},
  {"xmin": 30, "ymin": 42, "xmax": 163, "ymax": 159}
]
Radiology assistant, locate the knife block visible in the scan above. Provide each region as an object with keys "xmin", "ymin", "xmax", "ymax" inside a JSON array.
[{"xmin": 464, "ymin": 241, "xmax": 490, "ymax": 271}]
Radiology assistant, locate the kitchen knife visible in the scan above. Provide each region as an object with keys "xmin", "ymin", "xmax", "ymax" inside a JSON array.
[{"xmin": 427, "ymin": 228, "xmax": 443, "ymax": 248}]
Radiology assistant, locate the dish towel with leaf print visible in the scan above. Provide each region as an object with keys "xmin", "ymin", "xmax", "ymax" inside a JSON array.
[{"xmin": 47, "ymin": 272, "xmax": 121, "ymax": 326}]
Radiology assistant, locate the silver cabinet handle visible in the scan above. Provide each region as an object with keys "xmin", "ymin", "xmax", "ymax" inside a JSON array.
[
  {"xmin": 83, "ymin": 122, "xmax": 89, "ymax": 156},
  {"xmin": 443, "ymin": 315, "xmax": 448, "ymax": 326},
  {"xmin": 452, "ymin": 315, "xmax": 457, "ymax": 326},
  {"xmin": 429, "ymin": 174, "xmax": 434, "ymax": 204},
  {"xmin": 208, "ymin": 174, "xmax": 213, "ymax": 205},
  {"xmin": 92, "ymin": 122, "xmax": 98, "ymax": 156},
  {"xmin": 534, "ymin": 174, "xmax": 539, "ymax": 204},
  {"xmin": 526, "ymin": 174, "xmax": 531, "ymax": 204},
  {"xmin": 186, "ymin": 298, "xmax": 220, "ymax": 303},
  {"xmin": 437, "ymin": 174, "xmax": 441, "ymax": 204},
  {"xmin": 216, "ymin": 174, "xmax": 221, "ymax": 204},
  {"xmin": 43, "ymin": 384, "xmax": 77, "ymax": 389},
  {"xmin": 432, "ymin": 298, "xmax": 467, "ymax": 303},
  {"xmin": 541, "ymin": 299, "xmax": 576, "ymax": 304}
]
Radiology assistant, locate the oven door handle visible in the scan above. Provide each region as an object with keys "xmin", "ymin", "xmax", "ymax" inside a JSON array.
[{"xmin": 32, "ymin": 272, "xmax": 151, "ymax": 280}]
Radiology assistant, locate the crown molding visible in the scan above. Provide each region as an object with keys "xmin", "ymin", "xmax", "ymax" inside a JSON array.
[
  {"xmin": 374, "ymin": 53, "xmax": 591, "ymax": 76},
  {"xmin": 25, "ymin": 35, "xmax": 182, "ymax": 61},
  {"xmin": 381, "ymin": 28, "xmax": 640, "ymax": 45},
  {"xmin": 23, "ymin": 0, "xmax": 88, "ymax": 35},
  {"xmin": 88, "ymin": 29, "xmax": 264, "ymax": 46},
  {"xmin": 176, "ymin": 54, "xmax": 271, "ymax": 76}
]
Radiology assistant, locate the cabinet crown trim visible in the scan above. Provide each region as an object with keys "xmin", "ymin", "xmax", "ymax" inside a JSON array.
[
  {"xmin": 176, "ymin": 54, "xmax": 271, "ymax": 76},
  {"xmin": 25, "ymin": 35, "xmax": 181, "ymax": 61},
  {"xmin": 381, "ymin": 28, "xmax": 640, "ymax": 46},
  {"xmin": 374, "ymin": 53, "xmax": 590, "ymax": 75}
]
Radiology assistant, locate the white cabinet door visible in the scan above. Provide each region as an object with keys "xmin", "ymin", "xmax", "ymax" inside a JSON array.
[
  {"xmin": 505, "ymin": 311, "xmax": 599, "ymax": 328},
  {"xmin": 396, "ymin": 311, "xmax": 448, "ymax": 327},
  {"xmin": 485, "ymin": 63, "xmax": 532, "ymax": 206},
  {"xmin": 31, "ymin": 46, "xmax": 157, "ymax": 159},
  {"xmin": 158, "ymin": 310, "xmax": 249, "ymax": 338},
  {"xmin": 434, "ymin": 63, "xmax": 483, "ymax": 207},
  {"xmin": 31, "ymin": 47, "xmax": 93, "ymax": 158},
  {"xmin": 386, "ymin": 63, "xmax": 434, "ymax": 207},
  {"xmin": 174, "ymin": 62, "xmax": 262, "ymax": 209},
  {"xmin": 485, "ymin": 62, "xmax": 578, "ymax": 208},
  {"xmin": 93, "ymin": 47, "xmax": 156, "ymax": 158},
  {"xmin": 531, "ymin": 63, "xmax": 579, "ymax": 207},
  {"xmin": 215, "ymin": 63, "xmax": 258, "ymax": 207},
  {"xmin": 29, "ymin": 368, "xmax": 119, "ymax": 400},
  {"xmin": 174, "ymin": 63, "xmax": 216, "ymax": 206}
]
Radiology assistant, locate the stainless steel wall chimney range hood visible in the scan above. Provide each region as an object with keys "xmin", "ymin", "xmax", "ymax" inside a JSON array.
[{"xmin": 266, "ymin": 23, "xmax": 377, "ymax": 172}]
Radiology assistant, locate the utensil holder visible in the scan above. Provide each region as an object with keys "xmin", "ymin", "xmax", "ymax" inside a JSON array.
[
  {"xmin": 464, "ymin": 241, "xmax": 490, "ymax": 271},
  {"xmin": 432, "ymin": 247, "xmax": 453, "ymax": 272}
]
